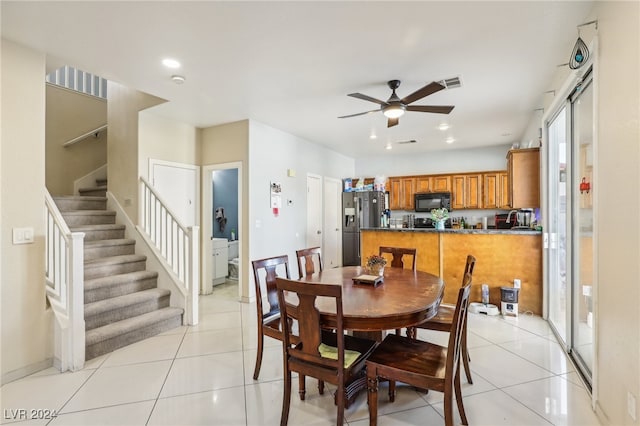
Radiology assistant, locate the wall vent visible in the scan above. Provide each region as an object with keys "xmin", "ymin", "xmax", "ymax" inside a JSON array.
[{"xmin": 438, "ymin": 75, "xmax": 462, "ymax": 89}]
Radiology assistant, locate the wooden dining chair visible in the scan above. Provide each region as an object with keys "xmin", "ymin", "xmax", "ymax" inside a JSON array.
[
  {"xmin": 410, "ymin": 254, "xmax": 476, "ymax": 384},
  {"xmin": 380, "ymin": 246, "xmax": 417, "ymax": 335},
  {"xmin": 366, "ymin": 273, "xmax": 473, "ymax": 426},
  {"xmin": 276, "ymin": 277, "xmax": 377, "ymax": 426},
  {"xmin": 295, "ymin": 246, "xmax": 323, "ymax": 277},
  {"xmin": 250, "ymin": 255, "xmax": 295, "ymax": 380},
  {"xmin": 379, "ymin": 246, "xmax": 417, "ymax": 271}
]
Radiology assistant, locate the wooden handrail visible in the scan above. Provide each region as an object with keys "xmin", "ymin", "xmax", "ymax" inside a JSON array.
[{"xmin": 63, "ymin": 124, "xmax": 107, "ymax": 147}]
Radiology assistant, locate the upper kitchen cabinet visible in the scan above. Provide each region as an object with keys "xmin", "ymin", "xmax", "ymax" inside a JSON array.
[
  {"xmin": 507, "ymin": 148, "xmax": 540, "ymax": 208},
  {"xmin": 415, "ymin": 176, "xmax": 431, "ymax": 193},
  {"xmin": 483, "ymin": 171, "xmax": 511, "ymax": 209},
  {"xmin": 388, "ymin": 177, "xmax": 416, "ymax": 210},
  {"xmin": 431, "ymin": 175, "xmax": 452, "ymax": 192},
  {"xmin": 452, "ymin": 174, "xmax": 482, "ymax": 209}
]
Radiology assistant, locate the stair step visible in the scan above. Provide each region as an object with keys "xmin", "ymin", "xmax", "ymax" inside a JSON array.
[
  {"xmin": 79, "ymin": 185, "xmax": 107, "ymax": 197},
  {"xmin": 84, "ymin": 239, "xmax": 135, "ymax": 261},
  {"xmin": 84, "ymin": 288, "xmax": 171, "ymax": 330},
  {"xmin": 62, "ymin": 210, "xmax": 116, "ymax": 226},
  {"xmin": 84, "ymin": 254, "xmax": 147, "ymax": 280},
  {"xmin": 53, "ymin": 196, "xmax": 107, "ymax": 211},
  {"xmin": 70, "ymin": 224, "xmax": 125, "ymax": 241},
  {"xmin": 85, "ymin": 307, "xmax": 183, "ymax": 360},
  {"xmin": 95, "ymin": 178, "xmax": 108, "ymax": 187},
  {"xmin": 85, "ymin": 270, "xmax": 159, "ymax": 303}
]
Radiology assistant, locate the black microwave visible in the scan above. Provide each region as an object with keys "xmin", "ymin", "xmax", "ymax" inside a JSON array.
[{"xmin": 414, "ymin": 192, "xmax": 451, "ymax": 212}]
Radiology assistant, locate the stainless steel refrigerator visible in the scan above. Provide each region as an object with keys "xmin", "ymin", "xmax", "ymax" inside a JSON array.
[{"xmin": 342, "ymin": 191, "xmax": 385, "ymax": 266}]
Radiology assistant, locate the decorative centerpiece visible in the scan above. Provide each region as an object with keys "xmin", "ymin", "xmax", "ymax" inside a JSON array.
[
  {"xmin": 431, "ymin": 208, "xmax": 449, "ymax": 230},
  {"xmin": 366, "ymin": 254, "xmax": 387, "ymax": 276}
]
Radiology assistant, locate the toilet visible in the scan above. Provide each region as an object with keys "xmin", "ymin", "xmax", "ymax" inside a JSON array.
[{"xmin": 228, "ymin": 240, "xmax": 239, "ymax": 280}]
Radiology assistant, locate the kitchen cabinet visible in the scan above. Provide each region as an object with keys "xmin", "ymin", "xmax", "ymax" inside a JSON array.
[
  {"xmin": 415, "ymin": 176, "xmax": 431, "ymax": 193},
  {"xmin": 401, "ymin": 177, "xmax": 416, "ymax": 210},
  {"xmin": 499, "ymin": 172, "xmax": 511, "ymax": 208},
  {"xmin": 388, "ymin": 178, "xmax": 402, "ymax": 210},
  {"xmin": 452, "ymin": 174, "xmax": 482, "ymax": 209},
  {"xmin": 388, "ymin": 177, "xmax": 417, "ymax": 210},
  {"xmin": 507, "ymin": 148, "xmax": 540, "ymax": 208},
  {"xmin": 483, "ymin": 171, "xmax": 510, "ymax": 209},
  {"xmin": 431, "ymin": 175, "xmax": 452, "ymax": 192}
]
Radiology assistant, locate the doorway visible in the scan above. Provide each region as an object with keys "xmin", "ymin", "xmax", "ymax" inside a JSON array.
[
  {"xmin": 544, "ymin": 67, "xmax": 595, "ymax": 387},
  {"xmin": 202, "ymin": 162, "xmax": 242, "ymax": 302}
]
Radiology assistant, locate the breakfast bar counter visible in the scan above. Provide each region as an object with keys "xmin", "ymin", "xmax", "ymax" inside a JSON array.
[{"xmin": 361, "ymin": 227, "xmax": 542, "ymax": 315}]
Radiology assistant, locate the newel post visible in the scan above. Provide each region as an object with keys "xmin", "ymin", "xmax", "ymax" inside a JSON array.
[
  {"xmin": 68, "ymin": 232, "xmax": 86, "ymax": 371},
  {"xmin": 187, "ymin": 226, "xmax": 200, "ymax": 325}
]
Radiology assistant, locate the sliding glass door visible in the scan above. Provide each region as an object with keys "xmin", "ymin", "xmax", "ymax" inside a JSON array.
[
  {"xmin": 570, "ymin": 74, "xmax": 594, "ymax": 379},
  {"xmin": 545, "ymin": 68, "xmax": 594, "ymax": 386},
  {"xmin": 547, "ymin": 107, "xmax": 568, "ymax": 346}
]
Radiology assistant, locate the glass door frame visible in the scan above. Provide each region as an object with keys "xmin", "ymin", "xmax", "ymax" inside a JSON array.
[{"xmin": 541, "ymin": 54, "xmax": 598, "ymax": 396}]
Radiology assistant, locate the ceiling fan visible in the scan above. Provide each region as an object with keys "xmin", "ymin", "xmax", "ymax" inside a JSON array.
[{"xmin": 338, "ymin": 80, "xmax": 454, "ymax": 128}]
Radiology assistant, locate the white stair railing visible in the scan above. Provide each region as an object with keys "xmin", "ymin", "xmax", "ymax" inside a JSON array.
[
  {"xmin": 46, "ymin": 65, "xmax": 107, "ymax": 99},
  {"xmin": 44, "ymin": 191, "xmax": 85, "ymax": 372},
  {"xmin": 139, "ymin": 177, "xmax": 199, "ymax": 324}
]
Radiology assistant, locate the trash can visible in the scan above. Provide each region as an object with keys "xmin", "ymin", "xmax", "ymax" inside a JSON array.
[{"xmin": 500, "ymin": 287, "xmax": 520, "ymax": 317}]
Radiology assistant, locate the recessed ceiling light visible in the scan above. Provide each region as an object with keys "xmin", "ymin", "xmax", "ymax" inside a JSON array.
[
  {"xmin": 446, "ymin": 137, "xmax": 455, "ymax": 144},
  {"xmin": 385, "ymin": 143, "xmax": 392, "ymax": 150},
  {"xmin": 162, "ymin": 58, "xmax": 181, "ymax": 69},
  {"xmin": 438, "ymin": 123, "xmax": 450, "ymax": 131},
  {"xmin": 370, "ymin": 131, "xmax": 377, "ymax": 140},
  {"xmin": 171, "ymin": 75, "xmax": 186, "ymax": 84}
]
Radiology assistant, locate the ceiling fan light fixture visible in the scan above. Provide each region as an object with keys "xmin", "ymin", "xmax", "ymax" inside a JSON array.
[{"xmin": 383, "ymin": 104, "xmax": 405, "ymax": 119}]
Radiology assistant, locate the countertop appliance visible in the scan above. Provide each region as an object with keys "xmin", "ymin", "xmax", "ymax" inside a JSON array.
[
  {"xmin": 342, "ymin": 191, "xmax": 385, "ymax": 266},
  {"xmin": 414, "ymin": 192, "xmax": 451, "ymax": 212},
  {"xmin": 414, "ymin": 217, "xmax": 452, "ymax": 228}
]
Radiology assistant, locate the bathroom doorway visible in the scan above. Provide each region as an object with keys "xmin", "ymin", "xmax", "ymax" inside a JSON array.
[{"xmin": 201, "ymin": 162, "xmax": 242, "ymax": 301}]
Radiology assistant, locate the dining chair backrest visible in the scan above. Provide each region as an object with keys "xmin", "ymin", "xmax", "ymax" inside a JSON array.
[
  {"xmin": 447, "ymin": 272, "xmax": 472, "ymax": 376},
  {"xmin": 296, "ymin": 247, "xmax": 323, "ymax": 277},
  {"xmin": 463, "ymin": 254, "xmax": 476, "ymax": 278},
  {"xmin": 252, "ymin": 255, "xmax": 291, "ymax": 322},
  {"xmin": 276, "ymin": 277, "xmax": 345, "ymax": 370},
  {"xmin": 379, "ymin": 246, "xmax": 417, "ymax": 271}
]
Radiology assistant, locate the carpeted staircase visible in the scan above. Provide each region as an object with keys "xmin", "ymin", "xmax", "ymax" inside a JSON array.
[{"xmin": 54, "ymin": 179, "xmax": 183, "ymax": 360}]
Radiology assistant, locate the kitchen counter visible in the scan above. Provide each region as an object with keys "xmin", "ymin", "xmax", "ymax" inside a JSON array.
[
  {"xmin": 361, "ymin": 228, "xmax": 542, "ymax": 314},
  {"xmin": 361, "ymin": 227, "xmax": 542, "ymax": 235}
]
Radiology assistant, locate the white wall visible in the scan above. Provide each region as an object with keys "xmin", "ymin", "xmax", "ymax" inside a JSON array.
[
  {"xmin": 355, "ymin": 144, "xmax": 512, "ymax": 178},
  {"xmin": 588, "ymin": 2, "xmax": 639, "ymax": 424},
  {"xmin": 138, "ymin": 110, "xmax": 199, "ymax": 180},
  {"xmin": 248, "ymin": 120, "xmax": 355, "ymax": 286},
  {"xmin": 1, "ymin": 40, "xmax": 52, "ymax": 384}
]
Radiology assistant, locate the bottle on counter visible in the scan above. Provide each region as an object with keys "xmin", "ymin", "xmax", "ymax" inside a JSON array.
[{"xmin": 460, "ymin": 217, "xmax": 465, "ymax": 229}]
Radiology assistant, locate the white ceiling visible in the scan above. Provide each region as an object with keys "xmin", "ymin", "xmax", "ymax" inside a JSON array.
[{"xmin": 1, "ymin": 1, "xmax": 594, "ymax": 157}]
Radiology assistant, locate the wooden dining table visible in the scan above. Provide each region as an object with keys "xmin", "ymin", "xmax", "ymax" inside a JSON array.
[
  {"xmin": 285, "ymin": 265, "xmax": 445, "ymax": 405},
  {"xmin": 287, "ymin": 265, "xmax": 445, "ymax": 336}
]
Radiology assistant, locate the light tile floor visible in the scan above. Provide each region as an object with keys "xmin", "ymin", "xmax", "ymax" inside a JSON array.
[{"xmin": 1, "ymin": 281, "xmax": 602, "ymax": 425}]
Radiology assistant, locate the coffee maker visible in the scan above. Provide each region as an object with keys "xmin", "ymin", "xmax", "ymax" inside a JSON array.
[{"xmin": 516, "ymin": 209, "xmax": 534, "ymax": 228}]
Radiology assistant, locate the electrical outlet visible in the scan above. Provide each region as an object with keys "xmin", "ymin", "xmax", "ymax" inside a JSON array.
[
  {"xmin": 629, "ymin": 391, "xmax": 637, "ymax": 421},
  {"xmin": 514, "ymin": 279, "xmax": 521, "ymax": 289}
]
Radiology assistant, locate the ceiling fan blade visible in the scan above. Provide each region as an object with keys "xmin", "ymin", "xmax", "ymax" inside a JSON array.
[
  {"xmin": 348, "ymin": 92, "xmax": 387, "ymax": 105},
  {"xmin": 338, "ymin": 109, "xmax": 379, "ymax": 119},
  {"xmin": 406, "ymin": 105, "xmax": 455, "ymax": 114},
  {"xmin": 387, "ymin": 117, "xmax": 399, "ymax": 128},
  {"xmin": 401, "ymin": 81, "xmax": 446, "ymax": 105}
]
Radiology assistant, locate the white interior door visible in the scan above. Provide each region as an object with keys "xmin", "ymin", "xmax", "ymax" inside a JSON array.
[
  {"xmin": 323, "ymin": 177, "xmax": 342, "ymax": 268},
  {"xmin": 150, "ymin": 160, "xmax": 199, "ymax": 227},
  {"xmin": 306, "ymin": 174, "xmax": 322, "ymax": 249}
]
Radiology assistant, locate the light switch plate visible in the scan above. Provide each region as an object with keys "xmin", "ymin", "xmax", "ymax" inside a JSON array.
[{"xmin": 13, "ymin": 227, "xmax": 34, "ymax": 244}]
